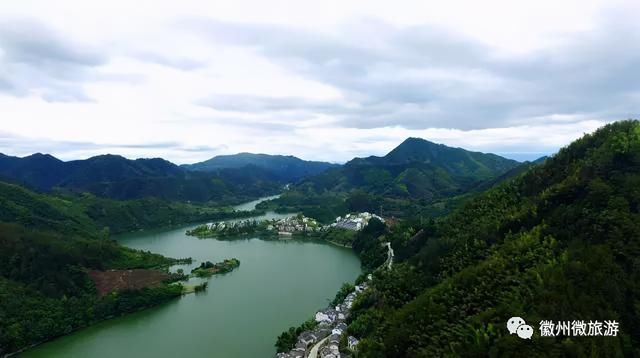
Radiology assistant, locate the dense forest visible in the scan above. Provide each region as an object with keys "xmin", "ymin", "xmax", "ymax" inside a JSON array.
[
  {"xmin": 0, "ymin": 219, "xmax": 184, "ymax": 355},
  {"xmin": 298, "ymin": 137, "xmax": 519, "ymax": 199},
  {"xmin": 343, "ymin": 120, "xmax": 640, "ymax": 356},
  {"xmin": 256, "ymin": 139, "xmax": 524, "ymax": 220},
  {"xmin": 0, "ymin": 181, "xmax": 264, "ymax": 236}
]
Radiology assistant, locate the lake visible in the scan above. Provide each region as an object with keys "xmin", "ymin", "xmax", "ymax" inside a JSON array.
[{"xmin": 23, "ymin": 197, "xmax": 362, "ymax": 358}]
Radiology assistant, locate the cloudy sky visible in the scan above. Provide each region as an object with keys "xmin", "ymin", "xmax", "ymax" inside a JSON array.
[{"xmin": 1, "ymin": 0, "xmax": 638, "ymax": 163}]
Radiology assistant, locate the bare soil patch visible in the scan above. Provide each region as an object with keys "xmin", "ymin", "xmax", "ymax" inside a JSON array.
[{"xmin": 89, "ymin": 269, "xmax": 172, "ymax": 296}]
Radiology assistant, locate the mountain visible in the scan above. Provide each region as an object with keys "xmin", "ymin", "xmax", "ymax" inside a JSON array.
[
  {"xmin": 0, "ymin": 153, "xmax": 66, "ymax": 190},
  {"xmin": 368, "ymin": 137, "xmax": 518, "ymax": 177},
  {"xmin": 347, "ymin": 120, "xmax": 640, "ymax": 356},
  {"xmin": 0, "ymin": 153, "xmax": 281, "ymax": 202},
  {"xmin": 0, "ymin": 179, "xmax": 267, "ymax": 236},
  {"xmin": 182, "ymin": 153, "xmax": 339, "ymax": 182},
  {"xmin": 299, "ymin": 138, "xmax": 520, "ymax": 201},
  {"xmin": 0, "ymin": 180, "xmax": 97, "ymax": 238},
  {"xmin": 254, "ymin": 138, "xmax": 521, "ymax": 222}
]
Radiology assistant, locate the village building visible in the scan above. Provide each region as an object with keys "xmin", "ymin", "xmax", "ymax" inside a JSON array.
[{"xmin": 347, "ymin": 336, "xmax": 359, "ymax": 350}]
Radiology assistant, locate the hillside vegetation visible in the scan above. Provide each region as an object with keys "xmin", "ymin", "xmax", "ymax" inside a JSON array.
[
  {"xmin": 0, "ymin": 179, "xmax": 266, "ymax": 355},
  {"xmin": 346, "ymin": 120, "xmax": 640, "ymax": 357},
  {"xmin": 303, "ymin": 138, "xmax": 518, "ymax": 198},
  {"xmin": 259, "ymin": 138, "xmax": 520, "ymax": 220},
  {"xmin": 0, "ymin": 153, "xmax": 281, "ymax": 202},
  {"xmin": 0, "ymin": 219, "xmax": 183, "ymax": 355},
  {"xmin": 0, "ymin": 181, "xmax": 263, "ymax": 235}
]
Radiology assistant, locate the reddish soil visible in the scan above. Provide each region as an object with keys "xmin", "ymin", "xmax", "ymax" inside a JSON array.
[{"xmin": 89, "ymin": 269, "xmax": 172, "ymax": 296}]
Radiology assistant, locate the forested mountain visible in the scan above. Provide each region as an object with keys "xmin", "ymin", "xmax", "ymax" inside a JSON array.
[
  {"xmin": 0, "ymin": 153, "xmax": 281, "ymax": 202},
  {"xmin": 471, "ymin": 156, "xmax": 548, "ymax": 192},
  {"xmin": 256, "ymin": 138, "xmax": 520, "ymax": 222},
  {"xmin": 0, "ymin": 181, "xmax": 264, "ymax": 236},
  {"xmin": 182, "ymin": 152, "xmax": 339, "ymax": 182},
  {"xmin": 297, "ymin": 137, "xmax": 519, "ymax": 200},
  {"xmin": 372, "ymin": 137, "xmax": 517, "ymax": 176},
  {"xmin": 346, "ymin": 120, "xmax": 640, "ymax": 357}
]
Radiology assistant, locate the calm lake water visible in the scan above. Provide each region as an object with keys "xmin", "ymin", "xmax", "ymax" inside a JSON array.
[{"xmin": 23, "ymin": 197, "xmax": 362, "ymax": 358}]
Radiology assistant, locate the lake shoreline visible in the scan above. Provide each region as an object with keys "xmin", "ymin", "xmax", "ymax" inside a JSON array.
[
  {"xmin": 3, "ymin": 295, "xmax": 181, "ymax": 358},
  {"xmin": 11, "ymin": 196, "xmax": 279, "ymax": 358},
  {"xmin": 21, "ymin": 194, "xmax": 362, "ymax": 358}
]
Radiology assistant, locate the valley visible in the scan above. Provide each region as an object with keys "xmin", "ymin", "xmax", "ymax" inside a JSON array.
[
  {"xmin": 1, "ymin": 121, "xmax": 639, "ymax": 357},
  {"xmin": 3, "ymin": 1, "xmax": 639, "ymax": 356}
]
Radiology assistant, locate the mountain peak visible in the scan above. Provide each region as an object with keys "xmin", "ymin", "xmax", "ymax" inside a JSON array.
[
  {"xmin": 350, "ymin": 137, "xmax": 521, "ymax": 182},
  {"xmin": 183, "ymin": 152, "xmax": 338, "ymax": 181},
  {"xmin": 399, "ymin": 137, "xmax": 437, "ymax": 145},
  {"xmin": 85, "ymin": 154, "xmax": 127, "ymax": 161},
  {"xmin": 25, "ymin": 152, "xmax": 62, "ymax": 161}
]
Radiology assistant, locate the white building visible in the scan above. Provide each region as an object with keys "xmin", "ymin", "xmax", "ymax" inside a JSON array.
[{"xmin": 315, "ymin": 311, "xmax": 331, "ymax": 323}]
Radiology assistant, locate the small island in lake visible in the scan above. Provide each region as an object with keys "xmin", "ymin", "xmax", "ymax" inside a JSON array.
[{"xmin": 191, "ymin": 258, "xmax": 241, "ymax": 277}]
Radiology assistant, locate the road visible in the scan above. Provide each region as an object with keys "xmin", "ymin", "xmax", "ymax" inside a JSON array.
[
  {"xmin": 307, "ymin": 337, "xmax": 328, "ymax": 358},
  {"xmin": 384, "ymin": 242, "xmax": 394, "ymax": 269}
]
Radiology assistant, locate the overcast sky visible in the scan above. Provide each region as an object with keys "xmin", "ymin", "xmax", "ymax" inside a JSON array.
[{"xmin": 1, "ymin": 0, "xmax": 638, "ymax": 163}]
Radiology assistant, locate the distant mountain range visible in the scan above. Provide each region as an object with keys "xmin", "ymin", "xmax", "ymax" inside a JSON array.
[
  {"xmin": 182, "ymin": 153, "xmax": 339, "ymax": 182},
  {"xmin": 0, "ymin": 153, "xmax": 281, "ymax": 202},
  {"xmin": 0, "ymin": 139, "xmax": 519, "ymax": 203},
  {"xmin": 297, "ymin": 137, "xmax": 521, "ymax": 201}
]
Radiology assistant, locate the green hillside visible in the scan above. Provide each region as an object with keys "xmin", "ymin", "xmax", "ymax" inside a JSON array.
[
  {"xmin": 0, "ymin": 226, "xmax": 183, "ymax": 356},
  {"xmin": 0, "ymin": 181, "xmax": 263, "ymax": 236},
  {"xmin": 257, "ymin": 138, "xmax": 520, "ymax": 221},
  {"xmin": 0, "ymin": 153, "xmax": 281, "ymax": 202},
  {"xmin": 303, "ymin": 137, "xmax": 519, "ymax": 198},
  {"xmin": 346, "ymin": 120, "xmax": 640, "ymax": 357},
  {"xmin": 0, "ymin": 183, "xmax": 190, "ymax": 355}
]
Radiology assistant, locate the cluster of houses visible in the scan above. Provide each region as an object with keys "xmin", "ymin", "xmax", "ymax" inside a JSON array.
[
  {"xmin": 268, "ymin": 215, "xmax": 322, "ymax": 236},
  {"xmin": 190, "ymin": 212, "xmax": 385, "ymax": 239},
  {"xmin": 276, "ymin": 276, "xmax": 371, "ymax": 358},
  {"xmin": 204, "ymin": 219, "xmax": 256, "ymax": 231},
  {"xmin": 331, "ymin": 212, "xmax": 385, "ymax": 231},
  {"xmin": 186, "ymin": 219, "xmax": 262, "ymax": 237}
]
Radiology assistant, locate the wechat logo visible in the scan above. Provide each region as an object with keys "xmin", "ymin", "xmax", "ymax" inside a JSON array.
[{"xmin": 507, "ymin": 316, "xmax": 534, "ymax": 339}]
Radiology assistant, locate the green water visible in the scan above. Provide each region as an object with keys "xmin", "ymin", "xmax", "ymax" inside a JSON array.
[{"xmin": 23, "ymin": 198, "xmax": 361, "ymax": 358}]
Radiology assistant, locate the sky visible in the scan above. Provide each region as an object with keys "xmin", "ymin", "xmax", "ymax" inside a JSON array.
[{"xmin": 0, "ymin": 0, "xmax": 639, "ymax": 164}]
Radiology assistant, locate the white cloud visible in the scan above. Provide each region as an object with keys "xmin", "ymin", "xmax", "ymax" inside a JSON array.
[{"xmin": 0, "ymin": 0, "xmax": 638, "ymax": 163}]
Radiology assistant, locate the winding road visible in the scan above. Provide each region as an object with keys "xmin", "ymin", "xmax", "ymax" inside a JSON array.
[
  {"xmin": 307, "ymin": 337, "xmax": 328, "ymax": 358},
  {"xmin": 384, "ymin": 242, "xmax": 394, "ymax": 269}
]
